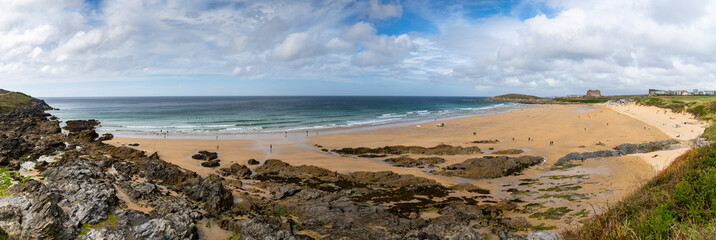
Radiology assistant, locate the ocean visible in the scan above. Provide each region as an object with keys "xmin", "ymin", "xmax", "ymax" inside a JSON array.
[{"xmin": 43, "ymin": 96, "xmax": 518, "ymax": 136}]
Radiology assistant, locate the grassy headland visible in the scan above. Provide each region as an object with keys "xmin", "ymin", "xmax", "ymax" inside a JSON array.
[
  {"xmin": 0, "ymin": 90, "xmax": 35, "ymax": 114},
  {"xmin": 565, "ymin": 95, "xmax": 716, "ymax": 239}
]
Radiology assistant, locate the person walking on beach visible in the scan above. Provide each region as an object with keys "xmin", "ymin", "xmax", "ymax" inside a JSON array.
[{"xmin": 270, "ymin": 144, "xmax": 273, "ymax": 153}]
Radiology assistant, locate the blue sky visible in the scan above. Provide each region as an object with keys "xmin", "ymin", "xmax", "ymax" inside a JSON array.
[{"xmin": 2, "ymin": 0, "xmax": 716, "ymax": 97}]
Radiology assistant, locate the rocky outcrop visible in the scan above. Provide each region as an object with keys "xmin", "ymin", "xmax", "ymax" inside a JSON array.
[
  {"xmin": 556, "ymin": 139, "xmax": 680, "ymax": 165},
  {"xmin": 0, "ymin": 92, "xmax": 560, "ymax": 239},
  {"xmin": 42, "ymin": 161, "xmax": 118, "ymax": 225},
  {"xmin": 179, "ymin": 175, "xmax": 233, "ymax": 216},
  {"xmin": 438, "ymin": 156, "xmax": 544, "ymax": 178},
  {"xmin": 333, "ymin": 144, "xmax": 481, "ymax": 156},
  {"xmin": 201, "ymin": 159, "xmax": 220, "ymax": 167},
  {"xmin": 492, "ymin": 149, "xmax": 524, "ymax": 154},
  {"xmin": 191, "ymin": 150, "xmax": 218, "ymax": 161},
  {"xmin": 218, "ymin": 163, "xmax": 252, "ymax": 178},
  {"xmin": 384, "ymin": 156, "xmax": 445, "ymax": 167},
  {"xmin": 0, "ymin": 181, "xmax": 78, "ymax": 240}
]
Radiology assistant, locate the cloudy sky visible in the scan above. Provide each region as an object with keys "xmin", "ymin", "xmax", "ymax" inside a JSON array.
[{"xmin": 2, "ymin": 0, "xmax": 716, "ymax": 97}]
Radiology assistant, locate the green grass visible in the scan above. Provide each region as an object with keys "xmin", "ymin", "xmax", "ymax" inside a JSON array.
[
  {"xmin": 704, "ymin": 124, "xmax": 716, "ymax": 141},
  {"xmin": 532, "ymin": 223, "xmax": 558, "ymax": 231},
  {"xmin": 0, "ymin": 90, "xmax": 35, "ymax": 114},
  {"xmin": 563, "ymin": 144, "xmax": 716, "ymax": 239},
  {"xmin": 636, "ymin": 96, "xmax": 716, "ymax": 120}
]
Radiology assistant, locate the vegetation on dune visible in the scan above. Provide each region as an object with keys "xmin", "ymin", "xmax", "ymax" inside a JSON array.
[
  {"xmin": 636, "ymin": 95, "xmax": 716, "ymax": 120},
  {"xmin": 563, "ymin": 144, "xmax": 716, "ymax": 239},
  {"xmin": 0, "ymin": 90, "xmax": 35, "ymax": 114},
  {"xmin": 565, "ymin": 95, "xmax": 716, "ymax": 239},
  {"xmin": 704, "ymin": 124, "xmax": 716, "ymax": 141}
]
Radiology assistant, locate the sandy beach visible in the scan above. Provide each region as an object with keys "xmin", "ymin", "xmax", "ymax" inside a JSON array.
[{"xmin": 108, "ymin": 103, "xmax": 706, "ymax": 230}]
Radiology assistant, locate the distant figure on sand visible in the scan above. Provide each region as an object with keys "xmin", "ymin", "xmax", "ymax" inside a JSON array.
[
  {"xmin": 473, "ymin": 132, "xmax": 476, "ymax": 136},
  {"xmin": 270, "ymin": 144, "xmax": 273, "ymax": 152}
]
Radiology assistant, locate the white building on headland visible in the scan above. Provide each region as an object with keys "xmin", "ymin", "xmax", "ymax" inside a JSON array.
[{"xmin": 649, "ymin": 89, "xmax": 716, "ymax": 96}]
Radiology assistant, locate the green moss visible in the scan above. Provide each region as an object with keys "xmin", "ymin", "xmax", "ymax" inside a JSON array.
[
  {"xmin": 538, "ymin": 185, "xmax": 582, "ymax": 192},
  {"xmin": 537, "ymin": 193, "xmax": 587, "ymax": 201},
  {"xmin": 547, "ymin": 175, "xmax": 586, "ymax": 180},
  {"xmin": 226, "ymin": 232, "xmax": 241, "ymax": 239},
  {"xmin": 529, "ymin": 207, "xmax": 573, "ymax": 220},
  {"xmin": 0, "ymin": 168, "xmax": 30, "ymax": 196},
  {"xmin": 550, "ymin": 163, "xmax": 581, "ymax": 170},
  {"xmin": 532, "ymin": 223, "xmax": 557, "ymax": 231}
]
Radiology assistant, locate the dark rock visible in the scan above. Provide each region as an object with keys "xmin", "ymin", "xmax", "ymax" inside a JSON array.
[
  {"xmin": 438, "ymin": 156, "xmax": 544, "ymax": 179},
  {"xmin": 192, "ymin": 150, "xmax": 218, "ymax": 161},
  {"xmin": 492, "ymin": 149, "xmax": 524, "ymax": 154},
  {"xmin": 201, "ymin": 159, "xmax": 220, "ymax": 167},
  {"xmin": 450, "ymin": 183, "xmax": 490, "ymax": 194},
  {"xmin": 118, "ymin": 182, "xmax": 158, "ymax": 201},
  {"xmin": 384, "ymin": 156, "xmax": 445, "ymax": 167},
  {"xmin": 218, "ymin": 218, "xmax": 306, "ymax": 240},
  {"xmin": 333, "ymin": 144, "xmax": 481, "ymax": 156},
  {"xmin": 178, "ymin": 175, "xmax": 233, "ymax": 215},
  {"xmin": 62, "ymin": 119, "xmax": 100, "ymax": 132},
  {"xmin": 555, "ymin": 139, "xmax": 680, "ymax": 165},
  {"xmin": 247, "ymin": 159, "xmax": 259, "ymax": 165},
  {"xmin": 97, "ymin": 133, "xmax": 114, "ymax": 141},
  {"xmin": 133, "ymin": 153, "xmax": 197, "ymax": 186},
  {"xmin": 218, "ymin": 163, "xmax": 252, "ymax": 178},
  {"xmin": 42, "ymin": 161, "xmax": 118, "ymax": 225}
]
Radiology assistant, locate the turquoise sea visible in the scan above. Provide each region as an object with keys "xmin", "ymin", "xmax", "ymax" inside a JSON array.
[{"xmin": 43, "ymin": 96, "xmax": 518, "ymax": 136}]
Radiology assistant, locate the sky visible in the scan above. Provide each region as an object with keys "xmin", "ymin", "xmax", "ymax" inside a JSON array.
[{"xmin": 2, "ymin": 0, "xmax": 716, "ymax": 97}]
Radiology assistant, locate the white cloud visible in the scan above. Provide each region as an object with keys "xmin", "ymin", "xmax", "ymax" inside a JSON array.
[
  {"xmin": 368, "ymin": 0, "xmax": 403, "ymax": 20},
  {"xmin": 271, "ymin": 32, "xmax": 326, "ymax": 61},
  {"xmin": 2, "ymin": 0, "xmax": 716, "ymax": 96}
]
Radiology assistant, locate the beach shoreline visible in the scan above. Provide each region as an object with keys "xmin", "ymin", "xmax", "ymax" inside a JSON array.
[
  {"xmin": 98, "ymin": 102, "xmax": 534, "ymax": 140},
  {"xmin": 107, "ymin": 102, "xmax": 707, "ymax": 231}
]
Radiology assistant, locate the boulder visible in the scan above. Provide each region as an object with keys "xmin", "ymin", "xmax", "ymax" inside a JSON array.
[
  {"xmin": 201, "ymin": 160, "xmax": 220, "ymax": 167},
  {"xmin": 218, "ymin": 163, "xmax": 252, "ymax": 178},
  {"xmin": 527, "ymin": 231, "xmax": 560, "ymax": 240},
  {"xmin": 191, "ymin": 150, "xmax": 218, "ymax": 161},
  {"xmin": 179, "ymin": 175, "xmax": 233, "ymax": 215}
]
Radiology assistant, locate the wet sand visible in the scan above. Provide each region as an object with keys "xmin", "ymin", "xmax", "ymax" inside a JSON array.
[{"xmin": 107, "ymin": 103, "xmax": 706, "ymax": 230}]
